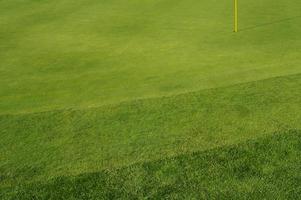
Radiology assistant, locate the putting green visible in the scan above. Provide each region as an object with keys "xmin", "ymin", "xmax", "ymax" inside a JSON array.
[{"xmin": 1, "ymin": 0, "xmax": 301, "ymax": 114}]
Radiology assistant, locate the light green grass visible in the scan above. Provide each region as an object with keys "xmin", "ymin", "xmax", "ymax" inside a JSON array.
[
  {"xmin": 1, "ymin": 0, "xmax": 301, "ymax": 199},
  {"xmin": 1, "ymin": 0, "xmax": 301, "ymax": 114}
]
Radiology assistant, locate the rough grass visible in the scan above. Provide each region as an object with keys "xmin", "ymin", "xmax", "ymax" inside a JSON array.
[{"xmin": 1, "ymin": 130, "xmax": 301, "ymax": 199}]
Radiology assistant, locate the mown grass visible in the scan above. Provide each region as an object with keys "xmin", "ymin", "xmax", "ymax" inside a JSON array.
[
  {"xmin": 1, "ymin": 74, "xmax": 301, "ymax": 191},
  {"xmin": 1, "ymin": 0, "xmax": 301, "ymax": 114},
  {"xmin": 1, "ymin": 130, "xmax": 301, "ymax": 199},
  {"xmin": 1, "ymin": 0, "xmax": 301, "ymax": 198}
]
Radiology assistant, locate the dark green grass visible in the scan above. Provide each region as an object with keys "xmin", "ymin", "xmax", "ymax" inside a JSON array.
[
  {"xmin": 1, "ymin": 74, "xmax": 301, "ymax": 190},
  {"xmin": 1, "ymin": 130, "xmax": 301, "ymax": 199}
]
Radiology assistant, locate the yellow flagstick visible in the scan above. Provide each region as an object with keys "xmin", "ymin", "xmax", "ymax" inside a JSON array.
[{"xmin": 234, "ymin": 0, "xmax": 238, "ymax": 32}]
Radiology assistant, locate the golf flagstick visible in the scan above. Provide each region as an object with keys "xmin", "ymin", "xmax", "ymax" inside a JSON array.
[{"xmin": 234, "ymin": 0, "xmax": 238, "ymax": 32}]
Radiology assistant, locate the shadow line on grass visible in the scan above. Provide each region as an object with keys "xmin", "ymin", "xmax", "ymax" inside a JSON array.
[{"xmin": 240, "ymin": 15, "xmax": 301, "ymax": 31}]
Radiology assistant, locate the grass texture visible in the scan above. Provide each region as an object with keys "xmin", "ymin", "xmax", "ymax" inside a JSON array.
[
  {"xmin": 1, "ymin": 130, "xmax": 301, "ymax": 199},
  {"xmin": 1, "ymin": 0, "xmax": 301, "ymax": 199},
  {"xmin": 1, "ymin": 0, "xmax": 301, "ymax": 114},
  {"xmin": 1, "ymin": 74, "xmax": 301, "ymax": 199}
]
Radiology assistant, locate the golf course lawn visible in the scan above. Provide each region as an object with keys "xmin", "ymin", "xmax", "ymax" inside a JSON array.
[{"xmin": 1, "ymin": 0, "xmax": 301, "ymax": 199}]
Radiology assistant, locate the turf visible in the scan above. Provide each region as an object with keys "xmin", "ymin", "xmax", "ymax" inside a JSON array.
[
  {"xmin": 1, "ymin": 74, "xmax": 301, "ymax": 198},
  {"xmin": 1, "ymin": 0, "xmax": 301, "ymax": 114},
  {"xmin": 1, "ymin": 130, "xmax": 301, "ymax": 199},
  {"xmin": 1, "ymin": 0, "xmax": 301, "ymax": 199}
]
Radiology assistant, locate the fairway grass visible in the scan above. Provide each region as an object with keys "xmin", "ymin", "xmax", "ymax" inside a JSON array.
[
  {"xmin": 1, "ymin": 0, "xmax": 301, "ymax": 199},
  {"xmin": 1, "ymin": 73, "xmax": 301, "ymax": 198}
]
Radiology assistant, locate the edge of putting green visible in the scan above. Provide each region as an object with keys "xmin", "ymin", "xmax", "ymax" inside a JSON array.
[{"xmin": 1, "ymin": 72, "xmax": 301, "ymax": 189}]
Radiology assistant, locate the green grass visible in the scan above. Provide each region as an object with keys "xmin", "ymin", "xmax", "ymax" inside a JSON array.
[
  {"xmin": 1, "ymin": 0, "xmax": 301, "ymax": 114},
  {"xmin": 1, "ymin": 0, "xmax": 301, "ymax": 199},
  {"xmin": 1, "ymin": 74, "xmax": 301, "ymax": 198},
  {"xmin": 1, "ymin": 130, "xmax": 301, "ymax": 199}
]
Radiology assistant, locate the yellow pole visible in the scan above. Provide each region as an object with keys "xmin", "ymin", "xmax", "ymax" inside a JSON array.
[{"xmin": 234, "ymin": 0, "xmax": 238, "ymax": 32}]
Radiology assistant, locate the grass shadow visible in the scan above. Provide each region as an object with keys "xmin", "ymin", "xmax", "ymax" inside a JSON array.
[{"xmin": 240, "ymin": 15, "xmax": 301, "ymax": 31}]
